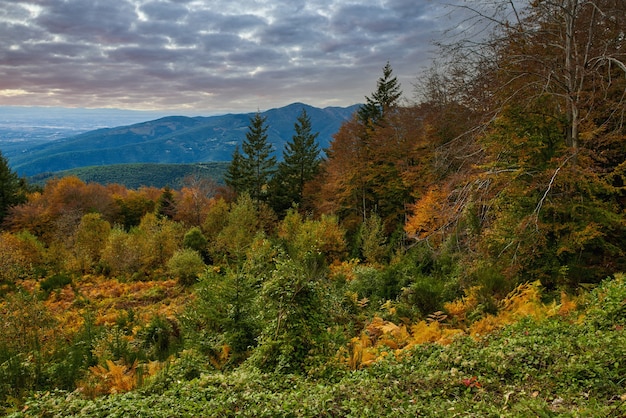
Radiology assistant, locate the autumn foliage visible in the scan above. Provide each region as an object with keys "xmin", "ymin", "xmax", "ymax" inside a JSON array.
[{"xmin": 1, "ymin": 1, "xmax": 626, "ymax": 413}]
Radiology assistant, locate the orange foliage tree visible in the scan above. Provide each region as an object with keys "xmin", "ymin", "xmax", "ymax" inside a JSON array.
[
  {"xmin": 311, "ymin": 64, "xmax": 417, "ymax": 234},
  {"xmin": 6, "ymin": 176, "xmax": 117, "ymax": 244},
  {"xmin": 174, "ymin": 182, "xmax": 215, "ymax": 227},
  {"xmin": 313, "ymin": 109, "xmax": 421, "ymax": 234}
]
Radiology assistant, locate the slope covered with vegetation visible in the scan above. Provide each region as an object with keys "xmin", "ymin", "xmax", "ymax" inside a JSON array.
[
  {"xmin": 10, "ymin": 276, "xmax": 626, "ymax": 417},
  {"xmin": 30, "ymin": 162, "xmax": 228, "ymax": 189},
  {"xmin": 0, "ymin": 0, "xmax": 625, "ymax": 416}
]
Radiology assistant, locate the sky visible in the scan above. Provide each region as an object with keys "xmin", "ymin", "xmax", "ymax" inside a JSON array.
[{"xmin": 0, "ymin": 0, "xmax": 467, "ymax": 115}]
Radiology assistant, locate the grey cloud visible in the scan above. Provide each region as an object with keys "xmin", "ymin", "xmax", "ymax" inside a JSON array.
[
  {"xmin": 226, "ymin": 48, "xmax": 284, "ymax": 67},
  {"xmin": 140, "ymin": 1, "xmax": 190, "ymax": 22},
  {"xmin": 189, "ymin": 11, "xmax": 265, "ymax": 34},
  {"xmin": 199, "ymin": 32, "xmax": 243, "ymax": 53},
  {"xmin": 385, "ymin": 0, "xmax": 432, "ymax": 19},
  {"xmin": 108, "ymin": 46, "xmax": 181, "ymax": 63},
  {"xmin": 258, "ymin": 13, "xmax": 328, "ymax": 46},
  {"xmin": 0, "ymin": 0, "xmax": 462, "ymax": 112},
  {"xmin": 35, "ymin": 0, "xmax": 137, "ymax": 44}
]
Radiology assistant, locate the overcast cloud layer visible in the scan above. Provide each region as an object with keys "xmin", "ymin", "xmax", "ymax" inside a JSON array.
[{"xmin": 0, "ymin": 0, "xmax": 461, "ymax": 113}]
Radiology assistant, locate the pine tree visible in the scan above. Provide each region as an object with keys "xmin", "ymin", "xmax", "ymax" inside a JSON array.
[
  {"xmin": 156, "ymin": 186, "xmax": 176, "ymax": 219},
  {"xmin": 270, "ymin": 109, "xmax": 321, "ymax": 215},
  {"xmin": 357, "ymin": 61, "xmax": 402, "ymax": 127},
  {"xmin": 233, "ymin": 112, "xmax": 276, "ymax": 202},
  {"xmin": 224, "ymin": 145, "xmax": 250, "ymax": 194},
  {"xmin": 0, "ymin": 150, "xmax": 27, "ymax": 226},
  {"xmin": 324, "ymin": 62, "xmax": 404, "ymax": 226}
]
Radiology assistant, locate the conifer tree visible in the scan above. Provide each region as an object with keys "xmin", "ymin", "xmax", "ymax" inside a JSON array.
[
  {"xmin": 357, "ymin": 61, "xmax": 402, "ymax": 127},
  {"xmin": 0, "ymin": 150, "xmax": 27, "ymax": 227},
  {"xmin": 318, "ymin": 62, "xmax": 404, "ymax": 227},
  {"xmin": 270, "ymin": 109, "xmax": 321, "ymax": 215},
  {"xmin": 224, "ymin": 145, "xmax": 249, "ymax": 194},
  {"xmin": 227, "ymin": 113, "xmax": 276, "ymax": 202},
  {"xmin": 156, "ymin": 186, "xmax": 176, "ymax": 219}
]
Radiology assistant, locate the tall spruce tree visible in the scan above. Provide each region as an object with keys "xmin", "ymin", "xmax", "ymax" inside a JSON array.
[
  {"xmin": 224, "ymin": 145, "xmax": 250, "ymax": 193},
  {"xmin": 0, "ymin": 150, "xmax": 26, "ymax": 226},
  {"xmin": 270, "ymin": 109, "xmax": 321, "ymax": 215},
  {"xmin": 357, "ymin": 61, "xmax": 402, "ymax": 127},
  {"xmin": 349, "ymin": 62, "xmax": 403, "ymax": 223},
  {"xmin": 238, "ymin": 112, "xmax": 276, "ymax": 202},
  {"xmin": 156, "ymin": 186, "xmax": 177, "ymax": 219}
]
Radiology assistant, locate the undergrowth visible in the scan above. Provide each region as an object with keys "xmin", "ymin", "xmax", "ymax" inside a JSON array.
[{"xmin": 10, "ymin": 274, "xmax": 626, "ymax": 417}]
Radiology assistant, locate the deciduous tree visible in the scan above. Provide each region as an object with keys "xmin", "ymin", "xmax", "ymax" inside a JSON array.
[
  {"xmin": 210, "ymin": 194, "xmax": 260, "ymax": 263},
  {"xmin": 175, "ymin": 176, "xmax": 217, "ymax": 226},
  {"xmin": 72, "ymin": 213, "xmax": 111, "ymax": 273},
  {"xmin": 312, "ymin": 63, "xmax": 408, "ymax": 233},
  {"xmin": 404, "ymin": 0, "xmax": 626, "ymax": 289}
]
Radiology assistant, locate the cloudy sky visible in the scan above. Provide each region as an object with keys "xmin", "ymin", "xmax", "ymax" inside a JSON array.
[{"xmin": 0, "ymin": 0, "xmax": 464, "ymax": 114}]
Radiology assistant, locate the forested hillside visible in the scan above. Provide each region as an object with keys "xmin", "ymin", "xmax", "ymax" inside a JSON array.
[
  {"xmin": 30, "ymin": 162, "xmax": 228, "ymax": 189},
  {"xmin": 9, "ymin": 103, "xmax": 358, "ymax": 177},
  {"xmin": 1, "ymin": 1, "xmax": 626, "ymax": 416}
]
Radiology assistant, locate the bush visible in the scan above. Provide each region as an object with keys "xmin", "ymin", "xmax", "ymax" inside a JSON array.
[
  {"xmin": 140, "ymin": 349, "xmax": 208, "ymax": 395},
  {"xmin": 139, "ymin": 316, "xmax": 182, "ymax": 362},
  {"xmin": 167, "ymin": 249, "xmax": 206, "ymax": 286},
  {"xmin": 398, "ymin": 274, "xmax": 455, "ymax": 317},
  {"xmin": 39, "ymin": 273, "xmax": 72, "ymax": 296},
  {"xmin": 180, "ymin": 265, "xmax": 263, "ymax": 370},
  {"xmin": 0, "ymin": 291, "xmax": 56, "ymax": 409},
  {"xmin": 584, "ymin": 273, "xmax": 626, "ymax": 329},
  {"xmin": 250, "ymin": 255, "xmax": 331, "ymax": 374},
  {"xmin": 183, "ymin": 227, "xmax": 209, "ymax": 261}
]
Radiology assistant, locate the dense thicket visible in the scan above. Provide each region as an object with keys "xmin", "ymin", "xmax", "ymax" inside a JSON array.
[{"xmin": 309, "ymin": 0, "xmax": 626, "ymax": 290}]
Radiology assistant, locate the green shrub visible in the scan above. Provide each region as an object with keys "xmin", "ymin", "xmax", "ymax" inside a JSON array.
[
  {"xmin": 347, "ymin": 264, "xmax": 384, "ymax": 304},
  {"xmin": 140, "ymin": 349, "xmax": 207, "ymax": 395},
  {"xmin": 250, "ymin": 254, "xmax": 331, "ymax": 374},
  {"xmin": 0, "ymin": 291, "xmax": 56, "ymax": 411},
  {"xmin": 44, "ymin": 314, "xmax": 101, "ymax": 391},
  {"xmin": 181, "ymin": 266, "xmax": 261, "ymax": 364},
  {"xmin": 398, "ymin": 274, "xmax": 455, "ymax": 317},
  {"xmin": 183, "ymin": 227, "xmax": 209, "ymax": 260},
  {"xmin": 39, "ymin": 273, "xmax": 72, "ymax": 296},
  {"xmin": 584, "ymin": 273, "xmax": 626, "ymax": 329},
  {"xmin": 166, "ymin": 249, "xmax": 206, "ymax": 286},
  {"xmin": 139, "ymin": 316, "xmax": 182, "ymax": 362},
  {"xmin": 92, "ymin": 326, "xmax": 138, "ymax": 365}
]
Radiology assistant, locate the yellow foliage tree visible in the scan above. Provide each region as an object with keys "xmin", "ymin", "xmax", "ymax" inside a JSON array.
[
  {"xmin": 0, "ymin": 232, "xmax": 29, "ymax": 282},
  {"xmin": 278, "ymin": 209, "xmax": 346, "ymax": 262},
  {"xmin": 71, "ymin": 213, "xmax": 111, "ymax": 273}
]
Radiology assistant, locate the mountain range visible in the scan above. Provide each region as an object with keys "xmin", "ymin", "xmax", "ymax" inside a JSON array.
[{"xmin": 6, "ymin": 102, "xmax": 359, "ymax": 177}]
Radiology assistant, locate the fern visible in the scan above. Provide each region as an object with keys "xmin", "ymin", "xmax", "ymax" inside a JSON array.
[
  {"xmin": 469, "ymin": 281, "xmax": 544, "ymax": 338},
  {"xmin": 80, "ymin": 360, "xmax": 138, "ymax": 397},
  {"xmin": 345, "ymin": 281, "xmax": 560, "ymax": 367}
]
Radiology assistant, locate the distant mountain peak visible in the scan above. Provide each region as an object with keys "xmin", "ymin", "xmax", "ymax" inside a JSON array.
[{"xmin": 8, "ymin": 103, "xmax": 358, "ymax": 177}]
